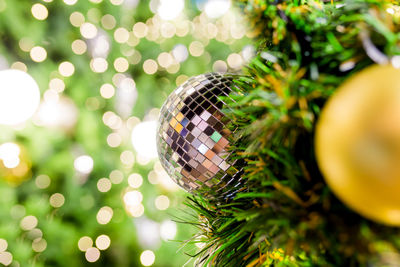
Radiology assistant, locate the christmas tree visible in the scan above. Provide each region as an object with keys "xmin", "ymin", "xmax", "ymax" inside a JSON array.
[
  {"xmin": 0, "ymin": 0, "xmax": 250, "ymax": 266},
  {"xmin": 177, "ymin": 0, "xmax": 400, "ymax": 266}
]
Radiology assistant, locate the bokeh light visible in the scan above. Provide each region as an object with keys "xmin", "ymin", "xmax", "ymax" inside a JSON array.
[
  {"xmin": 0, "ymin": 70, "xmax": 40, "ymax": 125},
  {"xmin": 107, "ymin": 133, "xmax": 122, "ymax": 147},
  {"xmin": 114, "ymin": 57, "xmax": 129, "ymax": 72},
  {"xmin": 0, "ymin": 143, "xmax": 20, "ymax": 168},
  {"xmin": 97, "ymin": 178, "xmax": 112, "ymax": 192},
  {"xmin": 204, "ymin": 0, "xmax": 231, "ymax": 18},
  {"xmin": 0, "ymin": 239, "xmax": 8, "ymax": 252},
  {"xmin": 213, "ymin": 60, "xmax": 228, "ymax": 72},
  {"xmin": 189, "ymin": 41, "xmax": 204, "ymax": 57},
  {"xmin": 49, "ymin": 78, "xmax": 65, "ymax": 92},
  {"xmin": 160, "ymin": 220, "xmax": 177, "ymax": 241},
  {"xmin": 19, "ymin": 37, "xmax": 34, "ymax": 52},
  {"xmin": 128, "ymin": 173, "xmax": 143, "ymax": 188},
  {"xmin": 35, "ymin": 175, "xmax": 51, "ymax": 189},
  {"xmin": 34, "ymin": 96, "xmax": 78, "ymax": 130},
  {"xmin": 64, "ymin": 0, "xmax": 78, "ymax": 5},
  {"xmin": 100, "ymin": 83, "xmax": 115, "ymax": 99},
  {"xmin": 32, "ymin": 238, "xmax": 47, "ymax": 252},
  {"xmin": 110, "ymin": 169, "xmax": 124, "ymax": 184},
  {"xmin": 30, "ymin": 46, "xmax": 47, "ymax": 62},
  {"xmin": 155, "ymin": 195, "xmax": 170, "ymax": 210},
  {"xmin": 80, "ymin": 23, "xmax": 98, "ymax": 39},
  {"xmin": 85, "ymin": 247, "xmax": 100, "ymax": 262},
  {"xmin": 0, "ymin": 252, "xmax": 12, "ymax": 266},
  {"xmin": 114, "ymin": 27, "xmax": 130, "ymax": 43},
  {"xmin": 133, "ymin": 22, "xmax": 148, "ymax": 38},
  {"xmin": 143, "ymin": 59, "xmax": 158, "ymax": 74},
  {"xmin": 74, "ymin": 155, "xmax": 94, "ymax": 174},
  {"xmin": 87, "ymin": 31, "xmax": 111, "ymax": 58},
  {"xmin": 90, "ymin": 57, "xmax": 108, "ymax": 73},
  {"xmin": 120, "ymin": 150, "xmax": 135, "ymax": 166},
  {"xmin": 172, "ymin": 44, "xmax": 188, "ymax": 62},
  {"xmin": 78, "ymin": 236, "xmax": 93, "ymax": 252},
  {"xmin": 70, "ymin": 12, "xmax": 85, "ymax": 27},
  {"xmin": 227, "ymin": 53, "xmax": 243, "ymax": 69},
  {"xmin": 0, "ymin": 0, "xmax": 250, "ymax": 265},
  {"xmin": 96, "ymin": 206, "xmax": 113, "ymax": 224},
  {"xmin": 95, "ymin": 235, "xmax": 111, "ymax": 250},
  {"xmin": 124, "ymin": 190, "xmax": 143, "ymax": 207},
  {"xmin": 140, "ymin": 250, "xmax": 155, "ymax": 266},
  {"xmin": 49, "ymin": 193, "xmax": 65, "ymax": 208},
  {"xmin": 101, "ymin": 14, "xmax": 116, "ymax": 30},
  {"xmin": 59, "ymin": 61, "xmax": 75, "ymax": 77},
  {"xmin": 31, "ymin": 3, "xmax": 48, "ymax": 20},
  {"xmin": 131, "ymin": 121, "xmax": 158, "ymax": 160},
  {"xmin": 157, "ymin": 0, "xmax": 184, "ymax": 20},
  {"xmin": 20, "ymin": 215, "xmax": 38, "ymax": 231}
]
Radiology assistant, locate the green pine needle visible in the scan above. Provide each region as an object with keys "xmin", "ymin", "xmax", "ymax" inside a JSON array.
[{"xmin": 183, "ymin": 0, "xmax": 400, "ymax": 266}]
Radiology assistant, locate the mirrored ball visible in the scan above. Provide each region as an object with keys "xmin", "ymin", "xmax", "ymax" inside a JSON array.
[{"xmin": 156, "ymin": 73, "xmax": 243, "ymax": 197}]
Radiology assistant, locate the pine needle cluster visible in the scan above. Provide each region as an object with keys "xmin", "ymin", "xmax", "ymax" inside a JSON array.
[{"xmin": 185, "ymin": 1, "xmax": 400, "ymax": 266}]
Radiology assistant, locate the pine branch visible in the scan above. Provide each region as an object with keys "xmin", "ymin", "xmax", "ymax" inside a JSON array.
[{"xmin": 184, "ymin": 0, "xmax": 400, "ymax": 266}]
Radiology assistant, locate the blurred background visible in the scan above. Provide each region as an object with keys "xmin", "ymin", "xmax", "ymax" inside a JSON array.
[{"xmin": 0, "ymin": 0, "xmax": 251, "ymax": 266}]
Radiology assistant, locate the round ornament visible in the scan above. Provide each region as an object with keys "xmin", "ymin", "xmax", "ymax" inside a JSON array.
[
  {"xmin": 156, "ymin": 73, "xmax": 242, "ymax": 196},
  {"xmin": 315, "ymin": 64, "xmax": 400, "ymax": 226}
]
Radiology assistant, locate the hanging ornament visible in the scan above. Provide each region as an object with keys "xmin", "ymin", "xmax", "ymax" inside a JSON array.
[
  {"xmin": 315, "ymin": 64, "xmax": 400, "ymax": 226},
  {"xmin": 156, "ymin": 73, "xmax": 242, "ymax": 197}
]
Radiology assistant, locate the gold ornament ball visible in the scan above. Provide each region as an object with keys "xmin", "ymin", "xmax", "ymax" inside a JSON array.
[{"xmin": 315, "ymin": 64, "xmax": 400, "ymax": 226}]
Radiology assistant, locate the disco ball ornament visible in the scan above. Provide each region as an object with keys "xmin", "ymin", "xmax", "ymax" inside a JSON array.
[{"xmin": 156, "ymin": 73, "xmax": 243, "ymax": 197}]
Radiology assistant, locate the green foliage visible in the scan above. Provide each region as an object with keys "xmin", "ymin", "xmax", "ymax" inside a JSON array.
[
  {"xmin": 187, "ymin": 0, "xmax": 400, "ymax": 266},
  {"xmin": 0, "ymin": 0, "xmax": 249, "ymax": 266}
]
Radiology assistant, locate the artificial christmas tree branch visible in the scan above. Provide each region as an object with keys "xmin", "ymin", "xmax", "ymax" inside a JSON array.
[{"xmin": 185, "ymin": 0, "xmax": 400, "ymax": 266}]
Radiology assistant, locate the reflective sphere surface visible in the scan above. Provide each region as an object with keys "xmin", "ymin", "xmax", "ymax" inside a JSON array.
[{"xmin": 156, "ymin": 73, "xmax": 242, "ymax": 195}]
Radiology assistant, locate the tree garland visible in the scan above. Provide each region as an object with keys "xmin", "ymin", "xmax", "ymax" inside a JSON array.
[{"xmin": 185, "ymin": 0, "xmax": 400, "ymax": 266}]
